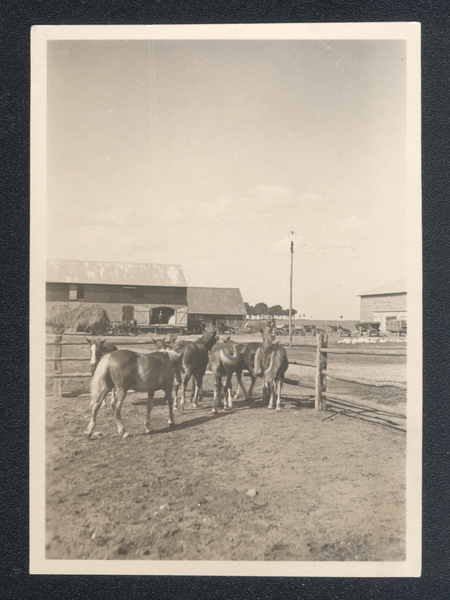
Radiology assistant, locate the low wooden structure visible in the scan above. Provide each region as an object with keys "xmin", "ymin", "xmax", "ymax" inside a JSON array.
[{"xmin": 386, "ymin": 318, "xmax": 407, "ymax": 336}]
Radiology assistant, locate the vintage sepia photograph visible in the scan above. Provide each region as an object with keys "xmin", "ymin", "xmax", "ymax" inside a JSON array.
[{"xmin": 30, "ymin": 24, "xmax": 421, "ymax": 576}]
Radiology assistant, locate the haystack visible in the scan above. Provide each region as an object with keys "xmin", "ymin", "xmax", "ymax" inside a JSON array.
[
  {"xmin": 46, "ymin": 302, "xmax": 71, "ymax": 334},
  {"xmin": 46, "ymin": 302, "xmax": 110, "ymax": 334}
]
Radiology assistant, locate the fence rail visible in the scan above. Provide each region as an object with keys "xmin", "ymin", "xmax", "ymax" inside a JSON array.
[{"xmin": 46, "ymin": 333, "xmax": 406, "ymax": 431}]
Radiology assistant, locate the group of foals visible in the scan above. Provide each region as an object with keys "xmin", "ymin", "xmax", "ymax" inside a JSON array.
[{"xmin": 86, "ymin": 323, "xmax": 288, "ymax": 439}]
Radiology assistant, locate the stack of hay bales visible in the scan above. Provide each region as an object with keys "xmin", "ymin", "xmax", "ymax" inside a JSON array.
[{"xmin": 46, "ymin": 302, "xmax": 110, "ymax": 335}]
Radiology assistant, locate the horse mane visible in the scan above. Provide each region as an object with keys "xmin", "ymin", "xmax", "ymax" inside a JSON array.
[
  {"xmin": 196, "ymin": 329, "xmax": 217, "ymax": 350},
  {"xmin": 163, "ymin": 349, "xmax": 181, "ymax": 363}
]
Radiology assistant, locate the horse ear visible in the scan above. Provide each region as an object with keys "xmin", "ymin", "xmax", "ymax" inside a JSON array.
[
  {"xmin": 86, "ymin": 338, "xmax": 91, "ymax": 344},
  {"xmin": 100, "ymin": 339, "xmax": 106, "ymax": 345}
]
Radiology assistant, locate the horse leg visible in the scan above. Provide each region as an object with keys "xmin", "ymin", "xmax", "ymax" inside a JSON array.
[
  {"xmin": 109, "ymin": 387, "xmax": 117, "ymax": 410},
  {"xmin": 225, "ymin": 373, "xmax": 233, "ymax": 410},
  {"xmin": 112, "ymin": 388, "xmax": 129, "ymax": 437},
  {"xmin": 144, "ymin": 391, "xmax": 155, "ymax": 434},
  {"xmin": 165, "ymin": 386, "xmax": 175, "ymax": 426},
  {"xmin": 234, "ymin": 370, "xmax": 248, "ymax": 400},
  {"xmin": 85, "ymin": 387, "xmax": 110, "ymax": 438},
  {"xmin": 212, "ymin": 373, "xmax": 221, "ymax": 413},
  {"xmin": 247, "ymin": 374, "xmax": 256, "ymax": 401},
  {"xmin": 178, "ymin": 372, "xmax": 190, "ymax": 414},
  {"xmin": 197, "ymin": 380, "xmax": 203, "ymax": 402},
  {"xmin": 276, "ymin": 379, "xmax": 282, "ymax": 411},
  {"xmin": 192, "ymin": 375, "xmax": 202, "ymax": 408},
  {"xmin": 267, "ymin": 382, "xmax": 276, "ymax": 410},
  {"xmin": 173, "ymin": 380, "xmax": 180, "ymax": 411}
]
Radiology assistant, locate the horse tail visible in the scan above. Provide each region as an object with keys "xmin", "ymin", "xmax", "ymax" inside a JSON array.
[
  {"xmin": 219, "ymin": 345, "xmax": 239, "ymax": 366},
  {"xmin": 90, "ymin": 353, "xmax": 112, "ymax": 399},
  {"xmin": 263, "ymin": 348, "xmax": 283, "ymax": 385},
  {"xmin": 253, "ymin": 347, "xmax": 263, "ymax": 376}
]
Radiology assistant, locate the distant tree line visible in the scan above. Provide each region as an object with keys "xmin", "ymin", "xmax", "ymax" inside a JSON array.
[{"xmin": 244, "ymin": 302, "xmax": 297, "ymax": 317}]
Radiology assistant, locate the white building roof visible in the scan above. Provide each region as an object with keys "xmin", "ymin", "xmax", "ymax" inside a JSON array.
[{"xmin": 359, "ymin": 278, "xmax": 407, "ymax": 297}]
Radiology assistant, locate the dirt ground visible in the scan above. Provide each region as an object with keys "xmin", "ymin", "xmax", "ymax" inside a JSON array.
[{"xmin": 45, "ymin": 334, "xmax": 406, "ymax": 562}]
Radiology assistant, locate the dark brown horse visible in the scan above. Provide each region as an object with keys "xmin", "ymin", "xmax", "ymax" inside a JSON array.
[
  {"xmin": 87, "ymin": 349, "xmax": 182, "ymax": 439},
  {"xmin": 209, "ymin": 341, "xmax": 248, "ymax": 412},
  {"xmin": 173, "ymin": 329, "xmax": 218, "ymax": 413}
]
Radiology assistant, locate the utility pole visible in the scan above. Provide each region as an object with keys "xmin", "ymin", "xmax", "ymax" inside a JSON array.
[{"xmin": 289, "ymin": 231, "xmax": 296, "ymax": 342}]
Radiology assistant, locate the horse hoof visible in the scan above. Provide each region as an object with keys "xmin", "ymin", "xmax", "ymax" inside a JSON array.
[
  {"xmin": 122, "ymin": 432, "xmax": 130, "ymax": 439},
  {"xmin": 211, "ymin": 409, "xmax": 217, "ymax": 414}
]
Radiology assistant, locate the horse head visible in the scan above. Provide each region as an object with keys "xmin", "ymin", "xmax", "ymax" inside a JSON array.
[
  {"xmin": 87, "ymin": 338, "xmax": 117, "ymax": 374},
  {"xmin": 198, "ymin": 328, "xmax": 218, "ymax": 351},
  {"xmin": 152, "ymin": 338, "xmax": 168, "ymax": 350}
]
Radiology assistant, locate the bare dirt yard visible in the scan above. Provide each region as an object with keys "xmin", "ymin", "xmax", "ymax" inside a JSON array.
[{"xmin": 45, "ymin": 333, "xmax": 406, "ymax": 562}]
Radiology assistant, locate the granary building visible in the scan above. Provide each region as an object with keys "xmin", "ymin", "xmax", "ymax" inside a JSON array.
[
  {"xmin": 46, "ymin": 259, "xmax": 247, "ymax": 331},
  {"xmin": 358, "ymin": 278, "xmax": 407, "ymax": 331}
]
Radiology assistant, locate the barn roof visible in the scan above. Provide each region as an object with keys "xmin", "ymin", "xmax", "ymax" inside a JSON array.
[
  {"xmin": 187, "ymin": 287, "xmax": 247, "ymax": 316},
  {"xmin": 359, "ymin": 278, "xmax": 407, "ymax": 297},
  {"xmin": 46, "ymin": 259, "xmax": 187, "ymax": 287}
]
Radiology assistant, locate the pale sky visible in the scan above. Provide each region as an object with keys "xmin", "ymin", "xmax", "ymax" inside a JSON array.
[{"xmin": 47, "ymin": 39, "xmax": 407, "ymax": 319}]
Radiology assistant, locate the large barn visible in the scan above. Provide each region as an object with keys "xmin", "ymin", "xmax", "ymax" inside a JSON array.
[
  {"xmin": 46, "ymin": 259, "xmax": 247, "ymax": 332},
  {"xmin": 358, "ymin": 278, "xmax": 407, "ymax": 331},
  {"xmin": 46, "ymin": 259, "xmax": 189, "ymax": 327},
  {"xmin": 186, "ymin": 287, "xmax": 247, "ymax": 331}
]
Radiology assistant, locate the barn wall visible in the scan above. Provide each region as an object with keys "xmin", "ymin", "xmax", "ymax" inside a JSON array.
[
  {"xmin": 46, "ymin": 283, "xmax": 187, "ymax": 306},
  {"xmin": 47, "ymin": 301, "xmax": 188, "ymax": 325},
  {"xmin": 360, "ymin": 293, "xmax": 407, "ymax": 323},
  {"xmin": 46, "ymin": 282, "xmax": 70, "ymax": 302}
]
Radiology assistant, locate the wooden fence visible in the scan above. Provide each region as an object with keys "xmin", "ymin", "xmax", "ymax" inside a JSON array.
[{"xmin": 46, "ymin": 333, "xmax": 406, "ymax": 431}]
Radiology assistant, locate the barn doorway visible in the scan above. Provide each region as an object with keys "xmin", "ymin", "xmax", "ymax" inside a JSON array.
[
  {"xmin": 150, "ymin": 306, "xmax": 174, "ymax": 325},
  {"xmin": 122, "ymin": 305, "xmax": 134, "ymax": 321}
]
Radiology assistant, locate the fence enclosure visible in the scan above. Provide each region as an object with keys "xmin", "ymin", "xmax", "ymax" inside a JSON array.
[{"xmin": 46, "ymin": 333, "xmax": 406, "ymax": 431}]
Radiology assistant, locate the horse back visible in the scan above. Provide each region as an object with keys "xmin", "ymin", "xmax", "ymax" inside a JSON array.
[{"xmin": 108, "ymin": 349, "xmax": 176, "ymax": 392}]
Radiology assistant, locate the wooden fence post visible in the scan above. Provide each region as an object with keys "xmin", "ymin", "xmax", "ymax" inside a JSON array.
[
  {"xmin": 315, "ymin": 333, "xmax": 328, "ymax": 412},
  {"xmin": 53, "ymin": 335, "xmax": 62, "ymax": 397}
]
